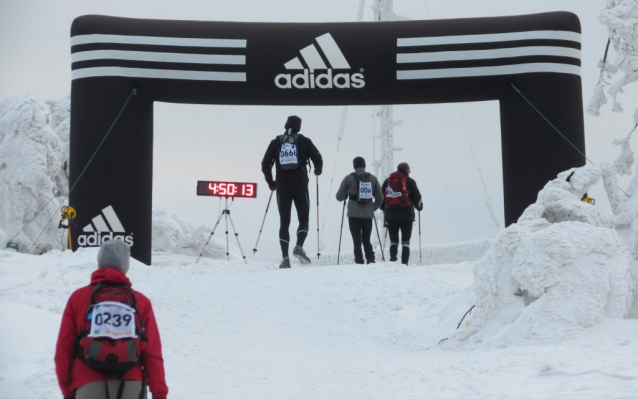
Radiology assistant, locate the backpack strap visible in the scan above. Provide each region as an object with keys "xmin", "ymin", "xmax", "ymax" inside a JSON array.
[{"xmin": 278, "ymin": 133, "xmax": 299, "ymax": 144}]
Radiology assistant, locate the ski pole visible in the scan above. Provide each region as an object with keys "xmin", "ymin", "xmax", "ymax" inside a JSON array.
[
  {"xmin": 418, "ymin": 210, "xmax": 422, "ymax": 266},
  {"xmin": 316, "ymin": 175, "xmax": 321, "ymax": 260},
  {"xmin": 253, "ymin": 189, "xmax": 274, "ymax": 253},
  {"xmin": 337, "ymin": 200, "xmax": 346, "ymax": 265},
  {"xmin": 373, "ymin": 212, "xmax": 385, "ymax": 262},
  {"xmin": 383, "ymin": 222, "xmax": 388, "ymax": 252}
]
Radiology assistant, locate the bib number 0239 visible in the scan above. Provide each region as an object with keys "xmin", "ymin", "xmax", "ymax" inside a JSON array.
[{"xmin": 88, "ymin": 301, "xmax": 136, "ymax": 339}]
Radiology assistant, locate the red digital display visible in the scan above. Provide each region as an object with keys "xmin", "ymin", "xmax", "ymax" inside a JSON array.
[{"xmin": 197, "ymin": 181, "xmax": 257, "ymax": 198}]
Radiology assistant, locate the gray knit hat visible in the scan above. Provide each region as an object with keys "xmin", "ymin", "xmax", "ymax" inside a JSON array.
[{"xmin": 97, "ymin": 239, "xmax": 130, "ymax": 274}]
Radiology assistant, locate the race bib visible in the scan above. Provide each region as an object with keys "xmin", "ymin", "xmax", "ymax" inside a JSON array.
[
  {"xmin": 359, "ymin": 181, "xmax": 373, "ymax": 200},
  {"xmin": 279, "ymin": 143, "xmax": 298, "ymax": 167},
  {"xmin": 386, "ymin": 187, "xmax": 402, "ymax": 198},
  {"xmin": 88, "ymin": 301, "xmax": 136, "ymax": 339}
]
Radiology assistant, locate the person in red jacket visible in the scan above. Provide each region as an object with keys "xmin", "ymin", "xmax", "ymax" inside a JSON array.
[{"xmin": 55, "ymin": 239, "xmax": 168, "ymax": 399}]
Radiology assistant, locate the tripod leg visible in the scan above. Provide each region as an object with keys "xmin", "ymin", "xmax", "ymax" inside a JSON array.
[
  {"xmin": 196, "ymin": 211, "xmax": 225, "ymax": 263},
  {"xmin": 227, "ymin": 213, "xmax": 248, "ymax": 264}
]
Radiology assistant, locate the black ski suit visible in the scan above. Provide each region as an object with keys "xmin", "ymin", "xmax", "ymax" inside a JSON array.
[
  {"xmin": 261, "ymin": 133, "xmax": 323, "ymax": 258},
  {"xmin": 380, "ymin": 172, "xmax": 423, "ymax": 265}
]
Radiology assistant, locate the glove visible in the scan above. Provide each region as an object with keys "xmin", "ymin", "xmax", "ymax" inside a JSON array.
[
  {"xmin": 314, "ymin": 169, "xmax": 322, "ymax": 176},
  {"xmin": 267, "ymin": 181, "xmax": 276, "ymax": 191}
]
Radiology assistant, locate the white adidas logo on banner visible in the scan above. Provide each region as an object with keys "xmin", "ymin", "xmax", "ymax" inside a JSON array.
[
  {"xmin": 83, "ymin": 205, "xmax": 125, "ymax": 233},
  {"xmin": 275, "ymin": 33, "xmax": 365, "ymax": 89},
  {"xmin": 78, "ymin": 205, "xmax": 134, "ymax": 247}
]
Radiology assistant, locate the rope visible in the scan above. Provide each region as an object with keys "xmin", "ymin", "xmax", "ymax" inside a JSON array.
[
  {"xmin": 320, "ymin": 107, "xmax": 348, "ymax": 250},
  {"xmin": 511, "ymin": 84, "xmax": 631, "ymax": 198},
  {"xmin": 459, "ymin": 114, "xmax": 502, "ymax": 229},
  {"xmin": 69, "ymin": 87, "xmax": 138, "ymax": 193},
  {"xmin": 510, "ymin": 84, "xmax": 594, "ymax": 165},
  {"xmin": 7, "ymin": 87, "xmax": 138, "ymax": 250}
]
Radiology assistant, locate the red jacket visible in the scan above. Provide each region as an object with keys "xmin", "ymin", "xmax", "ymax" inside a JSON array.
[{"xmin": 55, "ymin": 268, "xmax": 168, "ymax": 398}]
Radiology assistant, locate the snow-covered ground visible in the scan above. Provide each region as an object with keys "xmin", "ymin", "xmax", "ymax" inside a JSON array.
[
  {"xmin": 2, "ymin": 3, "xmax": 638, "ymax": 395},
  {"xmin": 1, "ymin": 246, "xmax": 637, "ymax": 399}
]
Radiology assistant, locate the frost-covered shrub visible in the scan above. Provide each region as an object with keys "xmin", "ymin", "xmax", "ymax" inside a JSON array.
[
  {"xmin": 453, "ymin": 166, "xmax": 635, "ymax": 345},
  {"xmin": 46, "ymin": 97, "xmax": 70, "ymax": 197},
  {"xmin": 588, "ymin": 0, "xmax": 638, "ymax": 123},
  {"xmin": 0, "ymin": 95, "xmax": 63, "ymax": 253}
]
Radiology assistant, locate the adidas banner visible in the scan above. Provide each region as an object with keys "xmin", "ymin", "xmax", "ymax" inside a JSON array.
[{"xmin": 70, "ymin": 12, "xmax": 585, "ymax": 264}]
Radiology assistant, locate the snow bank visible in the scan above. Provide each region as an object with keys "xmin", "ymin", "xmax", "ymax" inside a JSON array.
[
  {"xmin": 451, "ymin": 166, "xmax": 635, "ymax": 346},
  {"xmin": 0, "ymin": 95, "xmax": 63, "ymax": 254},
  {"xmin": 152, "ymin": 207, "xmax": 242, "ymax": 260},
  {"xmin": 310, "ymin": 238, "xmax": 492, "ymax": 267}
]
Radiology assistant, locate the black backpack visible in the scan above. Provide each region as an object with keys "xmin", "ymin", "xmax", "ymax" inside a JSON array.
[
  {"xmin": 350, "ymin": 173, "xmax": 374, "ymax": 204},
  {"xmin": 75, "ymin": 283, "xmax": 145, "ymax": 377}
]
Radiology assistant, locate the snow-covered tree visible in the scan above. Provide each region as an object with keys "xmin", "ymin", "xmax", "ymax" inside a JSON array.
[
  {"xmin": 588, "ymin": 0, "xmax": 638, "ymax": 124},
  {"xmin": 46, "ymin": 97, "xmax": 71, "ymax": 197},
  {"xmin": 0, "ymin": 95, "xmax": 63, "ymax": 253}
]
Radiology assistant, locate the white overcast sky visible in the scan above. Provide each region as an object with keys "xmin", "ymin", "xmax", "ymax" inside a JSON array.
[{"xmin": 1, "ymin": 0, "xmax": 637, "ymax": 261}]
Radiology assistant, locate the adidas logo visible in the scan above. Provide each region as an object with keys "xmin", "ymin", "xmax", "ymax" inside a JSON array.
[
  {"xmin": 77, "ymin": 205, "xmax": 134, "ymax": 247},
  {"xmin": 275, "ymin": 33, "xmax": 365, "ymax": 90}
]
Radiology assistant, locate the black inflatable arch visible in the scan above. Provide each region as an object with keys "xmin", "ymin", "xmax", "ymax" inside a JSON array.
[{"xmin": 70, "ymin": 12, "xmax": 585, "ymax": 264}]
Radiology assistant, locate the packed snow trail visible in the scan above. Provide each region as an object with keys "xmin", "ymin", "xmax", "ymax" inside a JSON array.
[{"xmin": 2, "ymin": 249, "xmax": 638, "ymax": 398}]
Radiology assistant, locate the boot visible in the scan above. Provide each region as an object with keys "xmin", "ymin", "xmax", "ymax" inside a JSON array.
[
  {"xmin": 401, "ymin": 246, "xmax": 410, "ymax": 266},
  {"xmin": 279, "ymin": 257, "xmax": 291, "ymax": 269},
  {"xmin": 293, "ymin": 246, "xmax": 311, "ymax": 265}
]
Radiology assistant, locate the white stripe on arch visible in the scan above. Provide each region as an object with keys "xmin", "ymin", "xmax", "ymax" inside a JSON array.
[
  {"xmin": 397, "ymin": 46, "xmax": 581, "ymax": 64},
  {"xmin": 72, "ymin": 50, "xmax": 245, "ymax": 65},
  {"xmin": 72, "ymin": 67, "xmax": 247, "ymax": 81},
  {"xmin": 397, "ymin": 63, "xmax": 580, "ymax": 80},
  {"xmin": 71, "ymin": 34, "xmax": 246, "ymax": 48},
  {"xmin": 397, "ymin": 30, "xmax": 581, "ymax": 47}
]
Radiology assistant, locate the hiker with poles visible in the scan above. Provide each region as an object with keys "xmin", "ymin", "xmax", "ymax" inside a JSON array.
[
  {"xmin": 261, "ymin": 115, "xmax": 323, "ymax": 269},
  {"xmin": 381, "ymin": 162, "xmax": 423, "ymax": 266},
  {"xmin": 335, "ymin": 156, "xmax": 383, "ymax": 264}
]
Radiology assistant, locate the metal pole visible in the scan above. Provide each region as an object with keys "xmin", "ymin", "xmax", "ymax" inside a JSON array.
[
  {"xmin": 418, "ymin": 210, "xmax": 422, "ymax": 266},
  {"xmin": 253, "ymin": 190, "xmax": 274, "ymax": 253},
  {"xmin": 373, "ymin": 213, "xmax": 385, "ymax": 262},
  {"xmin": 337, "ymin": 200, "xmax": 346, "ymax": 265},
  {"xmin": 316, "ymin": 175, "xmax": 321, "ymax": 260}
]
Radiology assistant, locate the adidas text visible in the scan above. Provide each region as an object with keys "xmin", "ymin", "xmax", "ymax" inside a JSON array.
[
  {"xmin": 275, "ymin": 69, "xmax": 365, "ymax": 89},
  {"xmin": 77, "ymin": 232, "xmax": 134, "ymax": 247}
]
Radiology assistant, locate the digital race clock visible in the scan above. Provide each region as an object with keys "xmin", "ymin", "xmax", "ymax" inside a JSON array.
[{"xmin": 196, "ymin": 181, "xmax": 258, "ymax": 198}]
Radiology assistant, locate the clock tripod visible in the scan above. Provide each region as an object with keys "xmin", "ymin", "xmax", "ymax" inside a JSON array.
[{"xmin": 196, "ymin": 197, "xmax": 247, "ymax": 264}]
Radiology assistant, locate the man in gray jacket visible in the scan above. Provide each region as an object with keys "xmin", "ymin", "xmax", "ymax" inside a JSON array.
[{"xmin": 335, "ymin": 157, "xmax": 383, "ymax": 264}]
